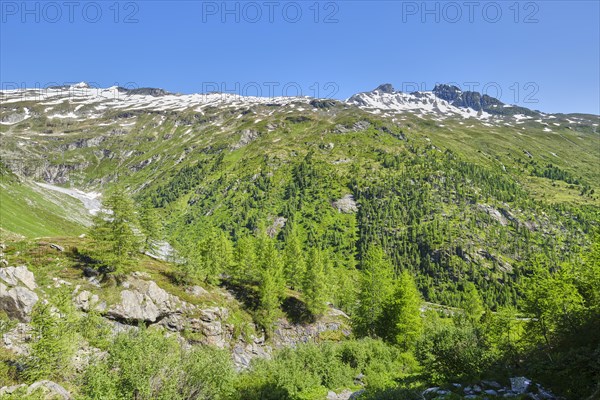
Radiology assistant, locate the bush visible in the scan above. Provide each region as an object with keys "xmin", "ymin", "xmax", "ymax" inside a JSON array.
[
  {"xmin": 416, "ymin": 316, "xmax": 492, "ymax": 383},
  {"xmin": 235, "ymin": 338, "xmax": 418, "ymax": 400},
  {"xmin": 81, "ymin": 327, "xmax": 236, "ymax": 400}
]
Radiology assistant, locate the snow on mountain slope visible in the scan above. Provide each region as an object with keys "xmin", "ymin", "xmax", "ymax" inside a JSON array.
[
  {"xmin": 0, "ymin": 83, "xmax": 313, "ymax": 122},
  {"xmin": 1, "ymin": 82, "xmax": 597, "ymax": 129},
  {"xmin": 346, "ymin": 84, "xmax": 494, "ymax": 120}
]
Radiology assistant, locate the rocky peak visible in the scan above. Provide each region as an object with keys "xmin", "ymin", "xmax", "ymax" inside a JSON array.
[
  {"xmin": 117, "ymin": 87, "xmax": 171, "ymax": 97},
  {"xmin": 432, "ymin": 84, "xmax": 463, "ymax": 102},
  {"xmin": 373, "ymin": 83, "xmax": 395, "ymax": 94}
]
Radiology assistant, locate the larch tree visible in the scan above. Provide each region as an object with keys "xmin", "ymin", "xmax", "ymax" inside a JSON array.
[
  {"xmin": 89, "ymin": 190, "xmax": 142, "ymax": 274},
  {"xmin": 256, "ymin": 234, "xmax": 285, "ymax": 334},
  {"xmin": 354, "ymin": 244, "xmax": 394, "ymax": 337},
  {"xmin": 303, "ymin": 247, "xmax": 328, "ymax": 318},
  {"xmin": 378, "ymin": 270, "xmax": 423, "ymax": 350},
  {"xmin": 283, "ymin": 222, "xmax": 306, "ymax": 290}
]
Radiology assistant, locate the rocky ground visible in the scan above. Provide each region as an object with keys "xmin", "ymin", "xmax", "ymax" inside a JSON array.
[
  {"xmin": 0, "ymin": 243, "xmax": 566, "ymax": 400},
  {"xmin": 0, "ymin": 243, "xmax": 354, "ymax": 398}
]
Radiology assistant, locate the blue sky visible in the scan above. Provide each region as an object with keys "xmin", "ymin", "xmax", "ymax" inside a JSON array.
[{"xmin": 1, "ymin": 1, "xmax": 599, "ymax": 114}]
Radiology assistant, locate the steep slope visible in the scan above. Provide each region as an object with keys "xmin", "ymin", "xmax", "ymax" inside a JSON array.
[
  {"xmin": 0, "ymin": 160, "xmax": 91, "ymax": 238},
  {"xmin": 0, "ymin": 83, "xmax": 598, "ymax": 309}
]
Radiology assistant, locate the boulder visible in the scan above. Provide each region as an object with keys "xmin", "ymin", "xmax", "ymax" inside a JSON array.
[
  {"xmin": 0, "ymin": 282, "xmax": 39, "ymax": 322},
  {"xmin": 27, "ymin": 380, "xmax": 71, "ymax": 399},
  {"xmin": 333, "ymin": 194, "xmax": 358, "ymax": 213},
  {"xmin": 511, "ymin": 377, "xmax": 532, "ymax": 394},
  {"xmin": 0, "ymin": 384, "xmax": 27, "ymax": 396},
  {"xmin": 73, "ymin": 290, "xmax": 105, "ymax": 312},
  {"xmin": 107, "ymin": 277, "xmax": 187, "ymax": 323},
  {"xmin": 186, "ymin": 285, "xmax": 208, "ymax": 297},
  {"xmin": 2, "ymin": 322, "xmax": 33, "ymax": 355},
  {"xmin": 327, "ymin": 389, "xmax": 355, "ymax": 400},
  {"xmin": 0, "ymin": 380, "xmax": 71, "ymax": 399},
  {"xmin": 49, "ymin": 243, "xmax": 65, "ymax": 252},
  {"xmin": 0, "ymin": 265, "xmax": 37, "ymax": 291}
]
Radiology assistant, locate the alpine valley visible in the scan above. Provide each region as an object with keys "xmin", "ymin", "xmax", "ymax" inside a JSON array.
[{"xmin": 0, "ymin": 83, "xmax": 598, "ymax": 400}]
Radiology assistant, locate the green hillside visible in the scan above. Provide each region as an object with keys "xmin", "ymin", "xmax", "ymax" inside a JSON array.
[{"xmin": 0, "ymin": 94, "xmax": 599, "ymax": 399}]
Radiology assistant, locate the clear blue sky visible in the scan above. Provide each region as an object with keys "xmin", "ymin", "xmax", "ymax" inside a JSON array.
[{"xmin": 1, "ymin": 1, "xmax": 598, "ymax": 114}]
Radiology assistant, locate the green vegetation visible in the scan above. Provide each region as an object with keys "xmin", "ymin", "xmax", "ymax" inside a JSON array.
[
  {"xmin": 89, "ymin": 190, "xmax": 142, "ymax": 274},
  {"xmin": 1, "ymin": 95, "xmax": 599, "ymax": 398}
]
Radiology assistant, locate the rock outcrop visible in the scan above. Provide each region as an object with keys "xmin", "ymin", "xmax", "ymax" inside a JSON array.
[
  {"xmin": 107, "ymin": 277, "xmax": 188, "ymax": 323},
  {"xmin": 0, "ymin": 265, "xmax": 38, "ymax": 322},
  {"xmin": 0, "ymin": 265, "xmax": 37, "ymax": 291},
  {"xmin": 333, "ymin": 194, "xmax": 358, "ymax": 213},
  {"xmin": 0, "ymin": 380, "xmax": 71, "ymax": 399}
]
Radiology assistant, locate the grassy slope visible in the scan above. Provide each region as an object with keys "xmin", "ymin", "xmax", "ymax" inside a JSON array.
[{"xmin": 0, "ymin": 178, "xmax": 89, "ymax": 239}]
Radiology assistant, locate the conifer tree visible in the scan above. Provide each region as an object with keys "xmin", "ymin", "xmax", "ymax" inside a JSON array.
[
  {"xmin": 256, "ymin": 235, "xmax": 285, "ymax": 333},
  {"xmin": 201, "ymin": 228, "xmax": 234, "ymax": 284},
  {"xmin": 283, "ymin": 222, "xmax": 306, "ymax": 289},
  {"xmin": 234, "ymin": 234, "xmax": 257, "ymax": 283},
  {"xmin": 138, "ymin": 200, "xmax": 162, "ymax": 253},
  {"xmin": 461, "ymin": 281, "xmax": 485, "ymax": 322},
  {"xmin": 89, "ymin": 190, "xmax": 141, "ymax": 274},
  {"xmin": 378, "ymin": 270, "xmax": 423, "ymax": 350},
  {"xmin": 354, "ymin": 244, "xmax": 394, "ymax": 337},
  {"xmin": 303, "ymin": 247, "xmax": 328, "ymax": 317}
]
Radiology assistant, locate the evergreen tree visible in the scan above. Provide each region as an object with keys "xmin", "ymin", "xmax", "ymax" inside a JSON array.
[
  {"xmin": 303, "ymin": 247, "xmax": 328, "ymax": 317},
  {"xmin": 256, "ymin": 235, "xmax": 285, "ymax": 333},
  {"xmin": 138, "ymin": 200, "xmax": 162, "ymax": 253},
  {"xmin": 378, "ymin": 270, "xmax": 423, "ymax": 350},
  {"xmin": 461, "ymin": 281, "xmax": 485, "ymax": 322},
  {"xmin": 354, "ymin": 244, "xmax": 394, "ymax": 337},
  {"xmin": 201, "ymin": 228, "xmax": 234, "ymax": 284},
  {"xmin": 89, "ymin": 190, "xmax": 141, "ymax": 274},
  {"xmin": 234, "ymin": 234, "xmax": 257, "ymax": 283},
  {"xmin": 283, "ymin": 222, "xmax": 306, "ymax": 290}
]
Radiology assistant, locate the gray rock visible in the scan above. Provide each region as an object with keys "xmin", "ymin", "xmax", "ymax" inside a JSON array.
[
  {"xmin": 72, "ymin": 346, "xmax": 107, "ymax": 373},
  {"xmin": 27, "ymin": 380, "xmax": 71, "ymax": 399},
  {"xmin": 0, "ymin": 265, "xmax": 37, "ymax": 290},
  {"xmin": 485, "ymin": 389, "xmax": 499, "ymax": 396},
  {"xmin": 107, "ymin": 277, "xmax": 186, "ymax": 323},
  {"xmin": 49, "ymin": 243, "xmax": 65, "ymax": 252},
  {"xmin": 186, "ymin": 285, "xmax": 208, "ymax": 297},
  {"xmin": 333, "ymin": 194, "xmax": 358, "ymax": 213},
  {"xmin": 422, "ymin": 387, "xmax": 440, "ymax": 398},
  {"xmin": 0, "ymin": 282, "xmax": 39, "ymax": 322},
  {"xmin": 109, "ymin": 289, "xmax": 160, "ymax": 322},
  {"xmin": 0, "ymin": 384, "xmax": 27, "ymax": 395},
  {"xmin": 348, "ymin": 389, "xmax": 365, "ymax": 399},
  {"xmin": 2, "ymin": 322, "xmax": 33, "ymax": 355},
  {"xmin": 511, "ymin": 377, "xmax": 531, "ymax": 394},
  {"xmin": 327, "ymin": 389, "xmax": 355, "ymax": 400},
  {"xmin": 266, "ymin": 216, "xmax": 287, "ymax": 238},
  {"xmin": 482, "ymin": 380, "xmax": 502, "ymax": 389},
  {"xmin": 375, "ymin": 83, "xmax": 395, "ymax": 93},
  {"xmin": 73, "ymin": 290, "xmax": 103, "ymax": 312},
  {"xmin": 232, "ymin": 129, "xmax": 260, "ymax": 150}
]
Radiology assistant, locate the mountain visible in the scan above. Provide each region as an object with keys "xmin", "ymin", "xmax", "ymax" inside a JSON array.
[
  {"xmin": 348, "ymin": 83, "xmax": 597, "ymax": 124},
  {"xmin": 0, "ymin": 82, "xmax": 599, "ymax": 399}
]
